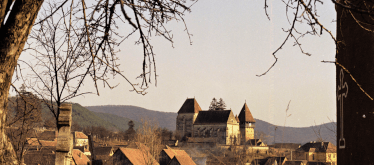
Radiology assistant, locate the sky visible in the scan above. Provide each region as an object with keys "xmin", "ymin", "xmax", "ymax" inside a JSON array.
[{"xmin": 16, "ymin": 0, "xmax": 337, "ymax": 127}]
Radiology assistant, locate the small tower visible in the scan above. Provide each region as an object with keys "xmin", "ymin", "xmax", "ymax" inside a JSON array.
[
  {"xmin": 176, "ymin": 98, "xmax": 201, "ymax": 140},
  {"xmin": 238, "ymin": 103, "xmax": 256, "ymax": 144}
]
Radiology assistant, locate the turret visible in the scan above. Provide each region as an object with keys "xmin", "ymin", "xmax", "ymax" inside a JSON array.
[{"xmin": 238, "ymin": 102, "xmax": 256, "ymax": 143}]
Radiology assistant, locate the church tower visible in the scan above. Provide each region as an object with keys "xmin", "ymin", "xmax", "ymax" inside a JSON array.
[
  {"xmin": 176, "ymin": 98, "xmax": 201, "ymax": 140},
  {"xmin": 238, "ymin": 102, "xmax": 256, "ymax": 144}
]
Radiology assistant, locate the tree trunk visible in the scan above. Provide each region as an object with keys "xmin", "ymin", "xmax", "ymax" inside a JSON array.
[
  {"xmin": 336, "ymin": 2, "xmax": 374, "ymax": 164},
  {"xmin": 0, "ymin": 0, "xmax": 43, "ymax": 163}
]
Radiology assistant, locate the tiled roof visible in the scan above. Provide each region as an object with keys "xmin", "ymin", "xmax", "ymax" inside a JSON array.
[
  {"xmin": 75, "ymin": 132, "xmax": 88, "ymax": 139},
  {"xmin": 178, "ymin": 98, "xmax": 202, "ymax": 114},
  {"xmin": 72, "ymin": 149, "xmax": 90, "ymax": 165},
  {"xmin": 297, "ymin": 142, "xmax": 336, "ymax": 153},
  {"xmin": 238, "ymin": 103, "xmax": 256, "ymax": 123},
  {"xmin": 194, "ymin": 110, "xmax": 233, "ymax": 125},
  {"xmin": 172, "ymin": 155, "xmax": 197, "ymax": 165},
  {"xmin": 163, "ymin": 147, "xmax": 190, "ymax": 159},
  {"xmin": 117, "ymin": 147, "xmax": 159, "ymax": 165}
]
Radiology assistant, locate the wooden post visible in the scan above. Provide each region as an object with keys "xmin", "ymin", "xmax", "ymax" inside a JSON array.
[
  {"xmin": 55, "ymin": 103, "xmax": 73, "ymax": 165},
  {"xmin": 336, "ymin": 2, "xmax": 374, "ymax": 164}
]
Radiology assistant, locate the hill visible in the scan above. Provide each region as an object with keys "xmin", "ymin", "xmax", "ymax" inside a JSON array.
[
  {"xmin": 85, "ymin": 105, "xmax": 177, "ymax": 130},
  {"xmin": 86, "ymin": 105, "xmax": 336, "ymax": 145},
  {"xmin": 39, "ymin": 102, "xmax": 140, "ymax": 132}
]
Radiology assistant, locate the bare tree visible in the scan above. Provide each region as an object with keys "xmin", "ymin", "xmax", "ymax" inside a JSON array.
[
  {"xmin": 6, "ymin": 85, "xmax": 42, "ymax": 164},
  {"xmin": 0, "ymin": 0, "xmax": 196, "ymax": 163}
]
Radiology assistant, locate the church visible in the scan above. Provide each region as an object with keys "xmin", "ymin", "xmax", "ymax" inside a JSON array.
[{"xmin": 176, "ymin": 98, "xmax": 256, "ymax": 145}]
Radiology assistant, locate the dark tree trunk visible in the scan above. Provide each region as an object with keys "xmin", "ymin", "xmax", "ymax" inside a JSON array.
[
  {"xmin": 0, "ymin": 0, "xmax": 43, "ymax": 163},
  {"xmin": 336, "ymin": 2, "xmax": 374, "ymax": 164}
]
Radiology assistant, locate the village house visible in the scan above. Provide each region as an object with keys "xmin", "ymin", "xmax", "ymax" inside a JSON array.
[
  {"xmin": 176, "ymin": 98, "xmax": 257, "ymax": 145},
  {"xmin": 292, "ymin": 141, "xmax": 336, "ymax": 165},
  {"xmin": 74, "ymin": 131, "xmax": 89, "ymax": 146},
  {"xmin": 112, "ymin": 147, "xmax": 159, "ymax": 165},
  {"xmin": 159, "ymin": 146, "xmax": 196, "ymax": 165}
]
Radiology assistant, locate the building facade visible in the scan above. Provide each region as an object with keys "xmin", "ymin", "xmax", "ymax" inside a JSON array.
[{"xmin": 176, "ymin": 98, "xmax": 256, "ymax": 145}]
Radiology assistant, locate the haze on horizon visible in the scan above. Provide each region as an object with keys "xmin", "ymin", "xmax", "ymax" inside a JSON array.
[{"xmin": 15, "ymin": 0, "xmax": 337, "ymax": 128}]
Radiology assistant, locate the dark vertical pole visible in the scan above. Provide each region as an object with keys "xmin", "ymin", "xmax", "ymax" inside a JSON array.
[{"xmin": 336, "ymin": 2, "xmax": 374, "ymax": 164}]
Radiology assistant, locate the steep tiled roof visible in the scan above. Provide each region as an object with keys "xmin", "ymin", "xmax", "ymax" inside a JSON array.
[
  {"xmin": 75, "ymin": 132, "xmax": 88, "ymax": 139},
  {"xmin": 297, "ymin": 142, "xmax": 336, "ymax": 153},
  {"xmin": 163, "ymin": 147, "xmax": 190, "ymax": 159},
  {"xmin": 72, "ymin": 149, "xmax": 90, "ymax": 165},
  {"xmin": 194, "ymin": 110, "xmax": 233, "ymax": 125},
  {"xmin": 178, "ymin": 98, "xmax": 202, "ymax": 114},
  {"xmin": 238, "ymin": 103, "xmax": 256, "ymax": 123},
  {"xmin": 117, "ymin": 147, "xmax": 159, "ymax": 165},
  {"xmin": 171, "ymin": 155, "xmax": 197, "ymax": 165}
]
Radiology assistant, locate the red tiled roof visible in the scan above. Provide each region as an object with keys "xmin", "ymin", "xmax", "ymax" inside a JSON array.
[
  {"xmin": 75, "ymin": 132, "xmax": 88, "ymax": 139},
  {"xmin": 238, "ymin": 103, "xmax": 256, "ymax": 123},
  {"xmin": 178, "ymin": 98, "xmax": 202, "ymax": 114},
  {"xmin": 163, "ymin": 147, "xmax": 190, "ymax": 159},
  {"xmin": 72, "ymin": 149, "xmax": 90, "ymax": 165},
  {"xmin": 118, "ymin": 147, "xmax": 159, "ymax": 165},
  {"xmin": 171, "ymin": 155, "xmax": 196, "ymax": 165}
]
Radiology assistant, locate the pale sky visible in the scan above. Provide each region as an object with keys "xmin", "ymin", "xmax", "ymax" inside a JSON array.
[{"xmin": 17, "ymin": 0, "xmax": 337, "ymax": 127}]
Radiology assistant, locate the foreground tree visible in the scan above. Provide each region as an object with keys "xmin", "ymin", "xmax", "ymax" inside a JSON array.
[
  {"xmin": 262, "ymin": 0, "xmax": 374, "ymax": 164},
  {"xmin": 0, "ymin": 0, "xmax": 195, "ymax": 163}
]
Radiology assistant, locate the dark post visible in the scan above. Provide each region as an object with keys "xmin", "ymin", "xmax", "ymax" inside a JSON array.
[{"xmin": 336, "ymin": 2, "xmax": 374, "ymax": 164}]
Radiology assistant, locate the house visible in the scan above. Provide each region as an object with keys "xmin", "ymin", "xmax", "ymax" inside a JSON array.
[
  {"xmin": 72, "ymin": 149, "xmax": 90, "ymax": 165},
  {"xmin": 176, "ymin": 98, "xmax": 256, "ymax": 145},
  {"xmin": 159, "ymin": 146, "xmax": 195, "ymax": 165},
  {"xmin": 74, "ymin": 131, "xmax": 89, "ymax": 146},
  {"xmin": 292, "ymin": 142, "xmax": 336, "ymax": 165},
  {"xmin": 168, "ymin": 155, "xmax": 196, "ymax": 165},
  {"xmin": 112, "ymin": 147, "xmax": 159, "ymax": 165}
]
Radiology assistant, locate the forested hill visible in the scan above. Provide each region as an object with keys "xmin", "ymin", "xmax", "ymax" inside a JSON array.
[
  {"xmin": 86, "ymin": 105, "xmax": 336, "ymax": 145},
  {"xmin": 85, "ymin": 105, "xmax": 177, "ymax": 131}
]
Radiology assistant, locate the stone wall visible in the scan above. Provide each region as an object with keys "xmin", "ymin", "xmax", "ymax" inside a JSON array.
[{"xmin": 176, "ymin": 113, "xmax": 198, "ymax": 139}]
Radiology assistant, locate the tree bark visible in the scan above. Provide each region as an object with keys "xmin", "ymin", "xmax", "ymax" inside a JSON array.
[
  {"xmin": 0, "ymin": 0, "xmax": 43, "ymax": 163},
  {"xmin": 336, "ymin": 1, "xmax": 374, "ymax": 164}
]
